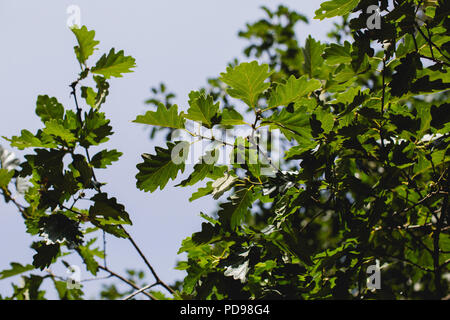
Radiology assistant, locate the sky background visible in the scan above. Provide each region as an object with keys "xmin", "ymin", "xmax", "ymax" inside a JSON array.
[{"xmin": 0, "ymin": 0, "xmax": 338, "ymax": 299}]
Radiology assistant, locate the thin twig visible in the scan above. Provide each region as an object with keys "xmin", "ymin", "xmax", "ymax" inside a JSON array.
[
  {"xmin": 71, "ymin": 81, "xmax": 107, "ymax": 267},
  {"xmin": 122, "ymin": 282, "xmax": 159, "ymax": 300},
  {"xmin": 440, "ymin": 259, "xmax": 450, "ymax": 270},
  {"xmin": 419, "ymin": 54, "xmax": 450, "ymax": 67},
  {"xmin": 392, "ymin": 189, "xmax": 440, "ymax": 217},
  {"xmin": 98, "ymin": 265, "xmax": 157, "ymax": 300},
  {"xmin": 120, "ymin": 227, "xmax": 176, "ymax": 295},
  {"xmin": 379, "ymin": 55, "xmax": 387, "ymax": 157},
  {"xmin": 426, "ymin": 24, "xmax": 435, "ymax": 60},
  {"xmin": 432, "ymin": 169, "xmax": 448, "ymax": 298},
  {"xmin": 70, "ymin": 81, "xmax": 174, "ymax": 296},
  {"xmin": 384, "ymin": 254, "xmax": 433, "ymax": 273},
  {"xmin": 1, "ymin": 187, "xmax": 28, "ymax": 217},
  {"xmin": 415, "ymin": 22, "xmax": 450, "ymax": 62},
  {"xmin": 299, "ymin": 209, "xmax": 327, "ymax": 234}
]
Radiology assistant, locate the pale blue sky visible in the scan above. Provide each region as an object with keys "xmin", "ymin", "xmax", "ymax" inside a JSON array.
[{"xmin": 0, "ymin": 1, "xmax": 337, "ymax": 298}]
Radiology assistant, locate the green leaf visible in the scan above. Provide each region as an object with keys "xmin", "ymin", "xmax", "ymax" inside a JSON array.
[
  {"xmin": 416, "ymin": 103, "xmax": 432, "ymax": 139},
  {"xmin": 211, "ymin": 172, "xmax": 237, "ymax": 200},
  {"xmin": 20, "ymin": 149, "xmax": 66, "ymax": 187},
  {"xmin": 232, "ymin": 136, "xmax": 262, "ymax": 178},
  {"xmin": 331, "ymin": 86, "xmax": 362, "ymax": 105},
  {"xmin": 314, "ymin": 108, "xmax": 335, "ymax": 134},
  {"xmin": 285, "ymin": 140, "xmax": 319, "ymax": 159},
  {"xmin": 220, "ymin": 61, "xmax": 273, "ymax": 109},
  {"xmin": 80, "ymin": 110, "xmax": 113, "ymax": 147},
  {"xmin": 389, "ymin": 52, "xmax": 421, "ymax": 97},
  {"xmin": 12, "ymin": 274, "xmax": 46, "ymax": 300},
  {"xmin": 78, "ymin": 240, "xmax": 101, "ymax": 276},
  {"xmin": 0, "ymin": 262, "xmax": 34, "ymax": 280},
  {"xmin": 91, "ymin": 149, "xmax": 122, "ymax": 169},
  {"xmin": 199, "ymin": 212, "xmax": 220, "ymax": 226},
  {"xmin": 303, "ymin": 36, "xmax": 326, "ymax": 78},
  {"xmin": 91, "ymin": 48, "xmax": 136, "ymax": 79},
  {"xmin": 81, "ymin": 86, "xmax": 96, "ymax": 108},
  {"xmin": 220, "ymin": 108, "xmax": 246, "ymax": 126},
  {"xmin": 89, "ymin": 193, "xmax": 131, "ymax": 225},
  {"xmin": 181, "ymin": 262, "xmax": 206, "ymax": 295},
  {"xmin": 94, "ymin": 76, "xmax": 110, "ymax": 107},
  {"xmin": 32, "ymin": 242, "xmax": 60, "ymax": 270},
  {"xmin": 177, "ymin": 149, "xmax": 226, "ymax": 187},
  {"xmin": 229, "ymin": 189, "xmax": 254, "ymax": 230},
  {"xmin": 38, "ymin": 213, "xmax": 83, "ymax": 249},
  {"xmin": 268, "ymin": 75, "xmax": 321, "ymax": 109},
  {"xmin": 133, "ymin": 103, "xmax": 185, "ymax": 129},
  {"xmin": 222, "ymin": 247, "xmax": 251, "ymax": 282},
  {"xmin": 189, "ymin": 181, "xmax": 214, "ymax": 201},
  {"xmin": 262, "ymin": 105, "xmax": 312, "ymax": 142},
  {"xmin": 71, "ymin": 154, "xmax": 93, "ymax": 188},
  {"xmin": 0, "ymin": 168, "xmax": 14, "ymax": 188},
  {"xmin": 333, "ymin": 65, "xmax": 357, "ymax": 83},
  {"xmin": 314, "ymin": 0, "xmax": 359, "ymax": 20},
  {"xmin": 35, "ymin": 95, "xmax": 64, "ymax": 123},
  {"xmin": 53, "ymin": 279, "xmax": 83, "ymax": 300},
  {"xmin": 4, "ymin": 130, "xmax": 57, "ymax": 150},
  {"xmin": 185, "ymin": 91, "xmax": 220, "ymax": 128},
  {"xmin": 81, "ymin": 77, "xmax": 110, "ymax": 110},
  {"xmin": 323, "ymin": 41, "xmax": 353, "ymax": 65},
  {"xmin": 63, "ymin": 110, "xmax": 81, "ymax": 132},
  {"xmin": 136, "ymin": 141, "xmax": 190, "ymax": 192},
  {"xmin": 430, "ymin": 103, "xmax": 450, "ymax": 132},
  {"xmin": 42, "ymin": 119, "xmax": 77, "ymax": 144},
  {"xmin": 217, "ymin": 188, "xmax": 254, "ymax": 230},
  {"xmin": 191, "ymin": 222, "xmax": 219, "ymax": 245},
  {"xmin": 71, "ymin": 25, "xmax": 100, "ymax": 65}
]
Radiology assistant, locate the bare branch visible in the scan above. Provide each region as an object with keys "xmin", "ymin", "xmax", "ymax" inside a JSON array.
[
  {"xmin": 98, "ymin": 265, "xmax": 157, "ymax": 300},
  {"xmin": 122, "ymin": 282, "xmax": 160, "ymax": 300}
]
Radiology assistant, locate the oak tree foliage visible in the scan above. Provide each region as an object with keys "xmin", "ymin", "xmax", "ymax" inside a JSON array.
[{"xmin": 1, "ymin": 0, "xmax": 449, "ymax": 300}]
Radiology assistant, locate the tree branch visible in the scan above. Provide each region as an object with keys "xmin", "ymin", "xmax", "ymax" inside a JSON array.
[
  {"xmin": 122, "ymin": 282, "xmax": 160, "ymax": 300},
  {"xmin": 432, "ymin": 169, "xmax": 448, "ymax": 298},
  {"xmin": 414, "ymin": 22, "xmax": 450, "ymax": 62},
  {"xmin": 98, "ymin": 265, "xmax": 157, "ymax": 300},
  {"xmin": 70, "ymin": 81, "xmax": 175, "ymax": 296},
  {"xmin": 119, "ymin": 227, "xmax": 176, "ymax": 295}
]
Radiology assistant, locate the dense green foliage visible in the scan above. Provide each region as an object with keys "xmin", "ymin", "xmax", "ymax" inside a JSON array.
[{"xmin": 1, "ymin": 0, "xmax": 449, "ymax": 300}]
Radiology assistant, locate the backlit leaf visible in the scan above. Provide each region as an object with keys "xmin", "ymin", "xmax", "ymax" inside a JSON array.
[
  {"xmin": 314, "ymin": 0, "xmax": 359, "ymax": 20},
  {"xmin": 268, "ymin": 75, "xmax": 321, "ymax": 109},
  {"xmin": 185, "ymin": 91, "xmax": 220, "ymax": 128},
  {"xmin": 133, "ymin": 103, "xmax": 185, "ymax": 129},
  {"xmin": 136, "ymin": 142, "xmax": 190, "ymax": 192},
  {"xmin": 71, "ymin": 25, "xmax": 100, "ymax": 65},
  {"xmin": 0, "ymin": 263, "xmax": 34, "ymax": 280},
  {"xmin": 91, "ymin": 149, "xmax": 123, "ymax": 169},
  {"xmin": 220, "ymin": 61, "xmax": 273, "ymax": 109},
  {"xmin": 91, "ymin": 48, "xmax": 136, "ymax": 79}
]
